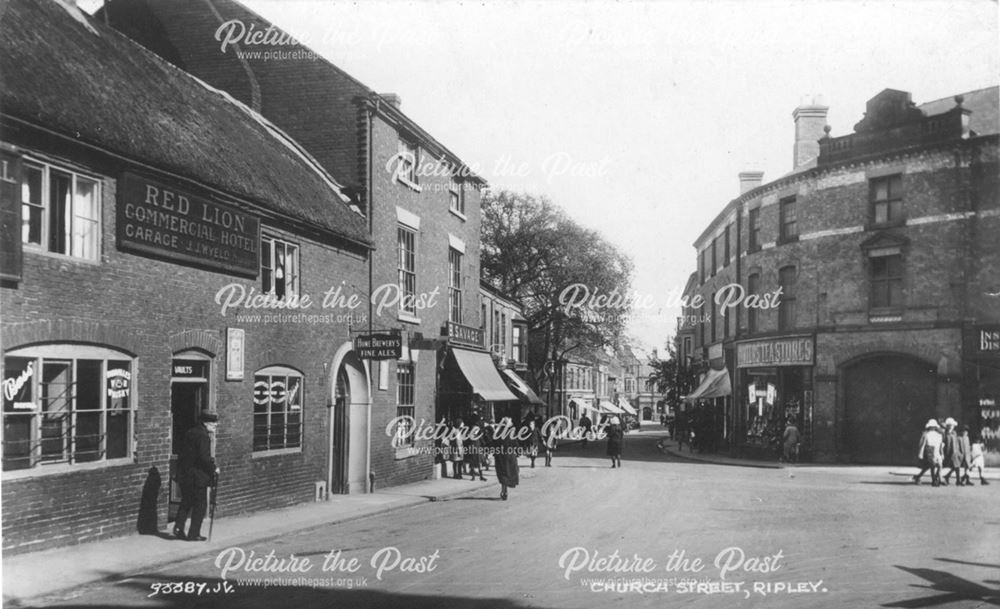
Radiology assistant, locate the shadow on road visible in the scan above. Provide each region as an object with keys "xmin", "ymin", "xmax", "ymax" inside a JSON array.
[
  {"xmin": 26, "ymin": 573, "xmax": 557, "ymax": 609},
  {"xmin": 881, "ymin": 564, "xmax": 1000, "ymax": 608}
]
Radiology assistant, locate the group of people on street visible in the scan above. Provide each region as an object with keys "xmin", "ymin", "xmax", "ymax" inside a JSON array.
[{"xmin": 913, "ymin": 417, "xmax": 989, "ymax": 487}]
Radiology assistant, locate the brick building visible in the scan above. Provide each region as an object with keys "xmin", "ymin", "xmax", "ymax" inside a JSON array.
[
  {"xmin": 0, "ymin": 0, "xmax": 371, "ymax": 553},
  {"xmin": 479, "ymin": 281, "xmax": 543, "ymax": 422},
  {"xmin": 101, "ymin": 0, "xmax": 505, "ymax": 488},
  {"xmin": 684, "ymin": 87, "xmax": 999, "ymax": 465}
]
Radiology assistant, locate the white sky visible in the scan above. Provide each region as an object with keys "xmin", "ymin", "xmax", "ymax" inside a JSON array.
[{"xmin": 84, "ymin": 0, "xmax": 999, "ymax": 354}]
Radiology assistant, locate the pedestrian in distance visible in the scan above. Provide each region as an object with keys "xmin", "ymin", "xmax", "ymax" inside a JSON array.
[
  {"xmin": 966, "ymin": 433, "xmax": 990, "ymax": 485},
  {"xmin": 781, "ymin": 418, "xmax": 800, "ymax": 463},
  {"xmin": 913, "ymin": 419, "xmax": 944, "ymax": 486},
  {"xmin": 524, "ymin": 417, "xmax": 542, "ymax": 468},
  {"xmin": 465, "ymin": 420, "xmax": 487, "ymax": 481},
  {"xmin": 606, "ymin": 416, "xmax": 624, "ymax": 468},
  {"xmin": 942, "ymin": 417, "xmax": 964, "ymax": 485},
  {"xmin": 174, "ymin": 410, "xmax": 219, "ymax": 541},
  {"xmin": 543, "ymin": 419, "xmax": 559, "ymax": 467},
  {"xmin": 451, "ymin": 418, "xmax": 466, "ymax": 480},
  {"xmin": 579, "ymin": 412, "xmax": 593, "ymax": 447},
  {"xmin": 491, "ymin": 417, "xmax": 520, "ymax": 500}
]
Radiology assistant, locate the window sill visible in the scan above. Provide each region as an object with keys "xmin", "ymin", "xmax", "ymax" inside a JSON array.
[
  {"xmin": 397, "ymin": 176, "xmax": 422, "ymax": 193},
  {"xmin": 2, "ymin": 456, "xmax": 134, "ymax": 481},
  {"xmin": 23, "ymin": 246, "xmax": 101, "ymax": 266},
  {"xmin": 397, "ymin": 311, "xmax": 422, "ymax": 325},
  {"xmin": 252, "ymin": 446, "xmax": 303, "ymax": 458},
  {"xmin": 394, "ymin": 446, "xmax": 420, "ymax": 460},
  {"xmin": 866, "ymin": 219, "xmax": 906, "ymax": 231},
  {"xmin": 776, "ymin": 235, "xmax": 800, "ymax": 245},
  {"xmin": 869, "ymin": 309, "xmax": 903, "ymax": 323},
  {"xmin": 449, "ymin": 208, "xmax": 467, "ymax": 222}
]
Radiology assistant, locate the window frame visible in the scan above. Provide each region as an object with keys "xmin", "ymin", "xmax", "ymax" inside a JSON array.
[
  {"xmin": 397, "ymin": 226, "xmax": 417, "ymax": 315},
  {"xmin": 869, "ymin": 174, "xmax": 904, "ymax": 227},
  {"xmin": 748, "ymin": 207, "xmax": 761, "ymax": 252},
  {"xmin": 21, "ymin": 159, "xmax": 102, "ymax": 262},
  {"xmin": 779, "ymin": 197, "xmax": 798, "ymax": 243},
  {"xmin": 449, "ymin": 176, "xmax": 465, "ymax": 217},
  {"xmin": 261, "ymin": 235, "xmax": 300, "ymax": 301},
  {"xmin": 778, "ymin": 265, "xmax": 797, "ymax": 331},
  {"xmin": 723, "ymin": 224, "xmax": 731, "ymax": 267},
  {"xmin": 396, "ymin": 139, "xmax": 420, "ymax": 189},
  {"xmin": 252, "ymin": 365, "xmax": 303, "ymax": 454},
  {"xmin": 746, "ymin": 272, "xmax": 761, "ymax": 334},
  {"xmin": 395, "ymin": 362, "xmax": 415, "ymax": 446},
  {"xmin": 3, "ymin": 345, "xmax": 135, "ymax": 475},
  {"xmin": 448, "ymin": 247, "xmax": 463, "ymax": 324},
  {"xmin": 869, "ymin": 252, "xmax": 904, "ymax": 310}
]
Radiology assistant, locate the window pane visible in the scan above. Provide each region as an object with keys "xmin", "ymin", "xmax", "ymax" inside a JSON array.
[
  {"xmin": 49, "ymin": 171, "xmax": 71, "ymax": 254},
  {"xmin": 76, "ymin": 360, "xmax": 102, "ymax": 411},
  {"xmin": 107, "ymin": 407, "xmax": 129, "ymax": 459},
  {"xmin": 75, "ymin": 411, "xmax": 101, "ymax": 462},
  {"xmin": 22, "ymin": 165, "xmax": 43, "ymax": 245},
  {"xmin": 873, "ymin": 179, "xmax": 888, "ymax": 201},
  {"xmin": 3, "ymin": 415, "xmax": 32, "ymax": 470}
]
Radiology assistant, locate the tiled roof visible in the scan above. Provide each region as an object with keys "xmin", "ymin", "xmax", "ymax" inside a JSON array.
[{"xmin": 0, "ymin": 0, "xmax": 371, "ymax": 246}]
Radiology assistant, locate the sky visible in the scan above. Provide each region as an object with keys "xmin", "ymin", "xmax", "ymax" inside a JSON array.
[{"xmin": 83, "ymin": 0, "xmax": 999, "ymax": 354}]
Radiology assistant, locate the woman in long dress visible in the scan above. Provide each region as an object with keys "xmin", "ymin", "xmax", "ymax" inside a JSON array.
[{"xmin": 491, "ymin": 417, "xmax": 519, "ymax": 500}]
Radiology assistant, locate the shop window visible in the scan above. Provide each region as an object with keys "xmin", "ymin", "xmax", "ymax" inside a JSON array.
[
  {"xmin": 397, "ymin": 140, "xmax": 419, "ymax": 188},
  {"xmin": 779, "ymin": 197, "xmax": 798, "ymax": 243},
  {"xmin": 748, "ymin": 207, "xmax": 761, "ymax": 252},
  {"xmin": 3, "ymin": 346, "xmax": 134, "ymax": 472},
  {"xmin": 21, "ymin": 160, "xmax": 100, "ymax": 260},
  {"xmin": 870, "ymin": 174, "xmax": 903, "ymax": 226},
  {"xmin": 397, "ymin": 226, "xmax": 417, "ymax": 315},
  {"xmin": 448, "ymin": 248, "xmax": 463, "ymax": 323},
  {"xmin": 778, "ymin": 266, "xmax": 797, "ymax": 331},
  {"xmin": 870, "ymin": 253, "xmax": 903, "ymax": 309},
  {"xmin": 252, "ymin": 366, "xmax": 303, "ymax": 453},
  {"xmin": 747, "ymin": 273, "xmax": 761, "ymax": 334},
  {"xmin": 261, "ymin": 236, "xmax": 299, "ymax": 301},
  {"xmin": 449, "ymin": 177, "xmax": 465, "ymax": 216},
  {"xmin": 396, "ymin": 363, "xmax": 415, "ymax": 446}
]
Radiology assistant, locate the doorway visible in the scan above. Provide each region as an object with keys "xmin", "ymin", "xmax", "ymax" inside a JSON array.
[
  {"xmin": 169, "ymin": 355, "xmax": 210, "ymax": 521},
  {"xmin": 328, "ymin": 345, "xmax": 370, "ymax": 495}
]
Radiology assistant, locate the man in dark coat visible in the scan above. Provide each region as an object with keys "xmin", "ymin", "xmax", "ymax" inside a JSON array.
[
  {"xmin": 579, "ymin": 413, "xmax": 593, "ymax": 447},
  {"xmin": 174, "ymin": 410, "xmax": 218, "ymax": 541}
]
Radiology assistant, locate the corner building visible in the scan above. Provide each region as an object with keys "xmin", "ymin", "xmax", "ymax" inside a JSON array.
[
  {"xmin": 0, "ymin": 0, "xmax": 371, "ymax": 552},
  {"xmin": 687, "ymin": 87, "xmax": 999, "ymax": 465}
]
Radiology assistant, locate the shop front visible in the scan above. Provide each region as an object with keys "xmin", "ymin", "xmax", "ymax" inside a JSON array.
[
  {"xmin": 965, "ymin": 325, "xmax": 1000, "ymax": 466},
  {"xmin": 437, "ymin": 322, "xmax": 518, "ymax": 425},
  {"xmin": 736, "ymin": 335, "xmax": 815, "ymax": 460}
]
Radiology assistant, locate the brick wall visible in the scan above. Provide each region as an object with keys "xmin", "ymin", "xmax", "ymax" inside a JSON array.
[{"xmin": 1, "ymin": 147, "xmax": 369, "ymax": 553}]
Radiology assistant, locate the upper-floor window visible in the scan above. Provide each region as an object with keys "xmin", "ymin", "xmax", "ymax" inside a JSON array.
[
  {"xmin": 870, "ymin": 174, "xmax": 903, "ymax": 226},
  {"xmin": 748, "ymin": 207, "xmax": 761, "ymax": 252},
  {"xmin": 746, "ymin": 272, "xmax": 761, "ymax": 334},
  {"xmin": 512, "ymin": 325, "xmax": 527, "ymax": 364},
  {"xmin": 448, "ymin": 248, "xmax": 463, "ymax": 323},
  {"xmin": 723, "ymin": 224, "xmax": 731, "ymax": 267},
  {"xmin": 22, "ymin": 161, "xmax": 100, "ymax": 261},
  {"xmin": 870, "ymin": 253, "xmax": 903, "ymax": 309},
  {"xmin": 397, "ymin": 226, "xmax": 417, "ymax": 315},
  {"xmin": 683, "ymin": 337, "xmax": 693, "ymax": 364},
  {"xmin": 779, "ymin": 197, "xmax": 798, "ymax": 242},
  {"xmin": 710, "ymin": 237, "xmax": 718, "ymax": 276},
  {"xmin": 699, "ymin": 249, "xmax": 707, "ymax": 284},
  {"xmin": 481, "ymin": 303, "xmax": 487, "ymax": 331},
  {"xmin": 261, "ymin": 236, "xmax": 299, "ymax": 301},
  {"xmin": 3, "ymin": 346, "xmax": 135, "ymax": 472},
  {"xmin": 449, "ymin": 177, "xmax": 465, "ymax": 216},
  {"xmin": 778, "ymin": 266, "xmax": 797, "ymax": 331},
  {"xmin": 710, "ymin": 291, "xmax": 717, "ymax": 343},
  {"xmin": 395, "ymin": 363, "xmax": 415, "ymax": 446},
  {"xmin": 397, "ymin": 140, "xmax": 419, "ymax": 187},
  {"xmin": 252, "ymin": 366, "xmax": 302, "ymax": 452}
]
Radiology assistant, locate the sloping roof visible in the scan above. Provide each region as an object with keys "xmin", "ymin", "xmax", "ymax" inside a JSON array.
[
  {"xmin": 0, "ymin": 0, "xmax": 370, "ymax": 246},
  {"xmin": 918, "ymin": 86, "xmax": 999, "ymax": 137},
  {"xmin": 101, "ymin": 0, "xmax": 485, "ymax": 187}
]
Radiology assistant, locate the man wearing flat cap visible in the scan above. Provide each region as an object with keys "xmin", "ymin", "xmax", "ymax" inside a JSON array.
[{"xmin": 174, "ymin": 410, "xmax": 219, "ymax": 541}]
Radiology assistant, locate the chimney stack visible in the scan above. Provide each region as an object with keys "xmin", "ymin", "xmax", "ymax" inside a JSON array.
[
  {"xmin": 380, "ymin": 93, "xmax": 401, "ymax": 109},
  {"xmin": 792, "ymin": 95, "xmax": 828, "ymax": 169},
  {"xmin": 738, "ymin": 171, "xmax": 764, "ymax": 195}
]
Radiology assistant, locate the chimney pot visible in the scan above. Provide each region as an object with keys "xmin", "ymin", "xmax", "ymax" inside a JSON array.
[{"xmin": 738, "ymin": 171, "xmax": 765, "ymax": 195}]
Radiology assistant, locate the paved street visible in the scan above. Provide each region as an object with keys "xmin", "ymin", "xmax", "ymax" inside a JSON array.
[{"xmin": 25, "ymin": 425, "xmax": 999, "ymax": 609}]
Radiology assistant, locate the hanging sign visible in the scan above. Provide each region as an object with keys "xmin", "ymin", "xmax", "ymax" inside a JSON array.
[{"xmin": 355, "ymin": 333, "xmax": 403, "ymax": 360}]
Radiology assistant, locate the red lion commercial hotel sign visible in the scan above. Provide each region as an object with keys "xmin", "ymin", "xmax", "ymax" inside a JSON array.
[{"xmin": 117, "ymin": 173, "xmax": 260, "ymax": 277}]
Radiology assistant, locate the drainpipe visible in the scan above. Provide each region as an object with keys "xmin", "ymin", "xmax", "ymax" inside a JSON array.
[{"xmin": 364, "ymin": 100, "xmax": 377, "ymax": 493}]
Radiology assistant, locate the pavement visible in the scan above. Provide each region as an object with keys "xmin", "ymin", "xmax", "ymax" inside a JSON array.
[{"xmin": 2, "ymin": 470, "xmax": 500, "ymax": 606}]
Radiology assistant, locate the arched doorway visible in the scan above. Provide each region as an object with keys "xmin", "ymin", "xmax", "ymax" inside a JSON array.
[
  {"xmin": 842, "ymin": 354, "xmax": 936, "ymax": 464},
  {"xmin": 328, "ymin": 345, "xmax": 370, "ymax": 495}
]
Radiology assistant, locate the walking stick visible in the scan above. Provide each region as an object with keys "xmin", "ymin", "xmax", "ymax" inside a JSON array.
[{"xmin": 208, "ymin": 472, "xmax": 218, "ymax": 541}]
